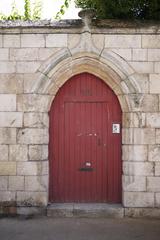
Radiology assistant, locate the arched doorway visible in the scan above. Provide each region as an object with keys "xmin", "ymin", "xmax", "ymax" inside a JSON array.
[{"xmin": 49, "ymin": 73, "xmax": 122, "ymax": 203}]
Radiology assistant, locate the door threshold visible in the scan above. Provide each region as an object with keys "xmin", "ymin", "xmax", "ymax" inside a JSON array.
[{"xmin": 47, "ymin": 203, "xmax": 124, "ymax": 218}]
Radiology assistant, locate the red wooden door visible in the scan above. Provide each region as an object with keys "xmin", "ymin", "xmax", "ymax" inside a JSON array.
[{"xmin": 49, "ymin": 73, "xmax": 122, "ymax": 203}]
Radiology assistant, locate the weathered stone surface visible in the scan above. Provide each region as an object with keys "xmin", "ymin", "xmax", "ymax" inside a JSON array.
[
  {"xmin": 17, "ymin": 191, "xmax": 47, "ymax": 206},
  {"xmin": 156, "ymin": 129, "xmax": 160, "ymax": 144},
  {"xmin": 24, "ymin": 176, "xmax": 47, "ymax": 191},
  {"xmin": 146, "ymin": 113, "xmax": 160, "ymax": 128},
  {"xmin": 9, "ymin": 145, "xmax": 28, "ymax": 162},
  {"xmin": 134, "ymin": 128, "xmax": 155, "ymax": 144},
  {"xmin": 17, "ymin": 162, "xmax": 41, "ymax": 176},
  {"xmin": 128, "ymin": 73, "xmax": 149, "ymax": 94},
  {"xmin": 0, "ymin": 74, "xmax": 23, "ymax": 94},
  {"xmin": 17, "ymin": 128, "xmax": 48, "ymax": 144},
  {"xmin": 21, "ymin": 34, "xmax": 45, "ymax": 47},
  {"xmin": 17, "ymin": 94, "xmax": 52, "ymax": 112},
  {"xmin": 0, "ymin": 162, "xmax": 16, "ymax": 175},
  {"xmin": 24, "ymin": 113, "xmax": 49, "ymax": 128},
  {"xmin": 16, "ymin": 61, "xmax": 40, "ymax": 73},
  {"xmin": 122, "ymin": 145, "xmax": 148, "ymax": 161},
  {"xmin": 123, "ymin": 192, "xmax": 154, "ymax": 207},
  {"xmin": 0, "ymin": 176, "xmax": 8, "ymax": 190},
  {"xmin": 132, "ymin": 49, "xmax": 147, "ymax": 61},
  {"xmin": 29, "ymin": 145, "xmax": 48, "ymax": 161},
  {"xmin": 0, "ymin": 62, "xmax": 16, "ymax": 73},
  {"xmin": 46, "ymin": 34, "xmax": 67, "ymax": 47},
  {"xmin": 0, "ymin": 35, "xmax": 2, "ymax": 47},
  {"xmin": 0, "ymin": 128, "xmax": 16, "ymax": 144},
  {"xmin": 155, "ymin": 63, "xmax": 160, "ymax": 73},
  {"xmin": 123, "ymin": 162, "xmax": 154, "ymax": 176},
  {"xmin": 156, "ymin": 193, "xmax": 160, "ymax": 207},
  {"xmin": 10, "ymin": 48, "xmax": 39, "ymax": 61},
  {"xmin": 0, "ymin": 94, "xmax": 16, "ymax": 111},
  {"xmin": 129, "ymin": 62, "xmax": 154, "ymax": 74},
  {"xmin": 111, "ymin": 49, "xmax": 132, "ymax": 61},
  {"xmin": 149, "ymin": 74, "xmax": 160, "ymax": 94},
  {"xmin": 0, "ymin": 191, "xmax": 16, "ymax": 202},
  {"xmin": 125, "ymin": 208, "xmax": 160, "ymax": 218},
  {"xmin": 0, "ymin": 49, "xmax": 9, "ymax": 60},
  {"xmin": 92, "ymin": 34, "xmax": 105, "ymax": 52},
  {"xmin": 105, "ymin": 35, "xmax": 141, "ymax": 48},
  {"xmin": 38, "ymin": 48, "xmax": 58, "ymax": 60},
  {"xmin": 142, "ymin": 35, "xmax": 160, "ymax": 48},
  {"xmin": 148, "ymin": 145, "xmax": 160, "ymax": 162},
  {"xmin": 9, "ymin": 176, "xmax": 24, "ymax": 191},
  {"xmin": 155, "ymin": 163, "xmax": 160, "ymax": 176},
  {"xmin": 0, "ymin": 112, "xmax": 23, "ymax": 127},
  {"xmin": 41, "ymin": 161, "xmax": 48, "ymax": 175},
  {"xmin": 148, "ymin": 49, "xmax": 160, "ymax": 61},
  {"xmin": 147, "ymin": 177, "xmax": 160, "ymax": 192},
  {"xmin": 123, "ymin": 176, "xmax": 146, "ymax": 191},
  {"xmin": 122, "ymin": 128, "xmax": 134, "ymax": 144},
  {"xmin": 3, "ymin": 35, "xmax": 20, "ymax": 47},
  {"xmin": 129, "ymin": 94, "xmax": 158, "ymax": 112},
  {"xmin": 0, "ymin": 145, "xmax": 8, "ymax": 161},
  {"xmin": 123, "ymin": 112, "xmax": 145, "ymax": 128}
]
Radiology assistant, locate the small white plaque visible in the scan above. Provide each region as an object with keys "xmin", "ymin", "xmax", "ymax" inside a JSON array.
[{"xmin": 112, "ymin": 124, "xmax": 120, "ymax": 134}]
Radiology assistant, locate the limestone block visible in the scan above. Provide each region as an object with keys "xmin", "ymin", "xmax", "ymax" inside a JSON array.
[
  {"xmin": 24, "ymin": 113, "xmax": 49, "ymax": 128},
  {"xmin": 0, "ymin": 62, "xmax": 16, "ymax": 73},
  {"xmin": 156, "ymin": 193, "xmax": 160, "ymax": 207},
  {"xmin": 125, "ymin": 208, "xmax": 160, "ymax": 218},
  {"xmin": 92, "ymin": 34, "xmax": 105, "ymax": 51},
  {"xmin": 17, "ymin": 162, "xmax": 41, "ymax": 176},
  {"xmin": 148, "ymin": 145, "xmax": 160, "ymax": 162},
  {"xmin": 155, "ymin": 163, "xmax": 160, "ymax": 176},
  {"xmin": 147, "ymin": 177, "xmax": 160, "ymax": 192},
  {"xmin": 123, "ymin": 192, "xmax": 154, "ymax": 207},
  {"xmin": 29, "ymin": 145, "xmax": 48, "ymax": 161},
  {"xmin": 123, "ymin": 176, "xmax": 146, "ymax": 191},
  {"xmin": 142, "ymin": 35, "xmax": 160, "ymax": 48},
  {"xmin": 146, "ymin": 113, "xmax": 160, "ymax": 128},
  {"xmin": 0, "ymin": 128, "xmax": 16, "ymax": 144},
  {"xmin": 122, "ymin": 145, "xmax": 148, "ymax": 161},
  {"xmin": 0, "ymin": 112, "xmax": 23, "ymax": 127},
  {"xmin": 156, "ymin": 129, "xmax": 160, "ymax": 144},
  {"xmin": 134, "ymin": 128, "xmax": 155, "ymax": 144},
  {"xmin": 123, "ymin": 162, "xmax": 154, "ymax": 176},
  {"xmin": 0, "ymin": 176, "xmax": 8, "ymax": 190},
  {"xmin": 41, "ymin": 161, "xmax": 48, "ymax": 175},
  {"xmin": 0, "ymin": 162, "xmax": 16, "ymax": 175},
  {"xmin": 23, "ymin": 73, "xmax": 41, "ymax": 93},
  {"xmin": 0, "ymin": 94, "xmax": 16, "ymax": 111},
  {"xmin": 138, "ymin": 94, "xmax": 159, "ymax": 112},
  {"xmin": 155, "ymin": 63, "xmax": 160, "ymax": 73},
  {"xmin": 0, "ymin": 35, "xmax": 2, "ymax": 47},
  {"xmin": 0, "ymin": 74, "xmax": 23, "ymax": 94},
  {"xmin": 0, "ymin": 49, "xmax": 9, "ymax": 60},
  {"xmin": 17, "ymin": 61, "xmax": 40, "ymax": 73},
  {"xmin": 3, "ymin": 35, "xmax": 20, "ymax": 47},
  {"xmin": 0, "ymin": 191, "xmax": 16, "ymax": 202},
  {"xmin": 38, "ymin": 48, "xmax": 59, "ymax": 60},
  {"xmin": 129, "ymin": 62, "xmax": 154, "ymax": 74},
  {"xmin": 111, "ymin": 49, "xmax": 132, "ymax": 61},
  {"xmin": 68, "ymin": 34, "xmax": 80, "ymax": 50},
  {"xmin": 25, "ymin": 176, "xmax": 48, "ymax": 191},
  {"xmin": 21, "ymin": 34, "xmax": 45, "ymax": 47},
  {"xmin": 149, "ymin": 74, "xmax": 160, "ymax": 93},
  {"xmin": 132, "ymin": 49, "xmax": 147, "ymax": 61},
  {"xmin": 128, "ymin": 73, "xmax": 149, "ymax": 94},
  {"xmin": 17, "ymin": 94, "xmax": 52, "ymax": 112},
  {"xmin": 46, "ymin": 34, "xmax": 67, "ymax": 47},
  {"xmin": 9, "ymin": 176, "xmax": 24, "ymax": 191},
  {"xmin": 10, "ymin": 48, "xmax": 39, "ymax": 61},
  {"xmin": 122, "ymin": 128, "xmax": 134, "ymax": 144},
  {"xmin": 123, "ymin": 112, "xmax": 145, "ymax": 128},
  {"xmin": 17, "ymin": 191, "xmax": 47, "ymax": 206},
  {"xmin": 9, "ymin": 145, "xmax": 28, "ymax": 162},
  {"xmin": 105, "ymin": 35, "xmax": 141, "ymax": 48},
  {"xmin": 0, "ymin": 145, "xmax": 8, "ymax": 161},
  {"xmin": 17, "ymin": 128, "xmax": 48, "ymax": 144},
  {"xmin": 148, "ymin": 49, "xmax": 160, "ymax": 61}
]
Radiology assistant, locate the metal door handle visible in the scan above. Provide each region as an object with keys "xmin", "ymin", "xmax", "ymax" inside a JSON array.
[{"xmin": 78, "ymin": 167, "xmax": 93, "ymax": 172}]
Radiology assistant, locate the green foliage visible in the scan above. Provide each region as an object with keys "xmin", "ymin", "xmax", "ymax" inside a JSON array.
[
  {"xmin": 32, "ymin": 0, "xmax": 42, "ymax": 20},
  {"xmin": 75, "ymin": 0, "xmax": 160, "ymax": 20},
  {"xmin": 55, "ymin": 0, "xmax": 71, "ymax": 19},
  {"xmin": 24, "ymin": 0, "xmax": 31, "ymax": 20},
  {"xmin": 0, "ymin": 1, "xmax": 23, "ymax": 20}
]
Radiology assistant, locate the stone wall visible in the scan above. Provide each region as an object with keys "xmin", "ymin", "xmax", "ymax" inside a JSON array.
[{"xmin": 0, "ymin": 18, "xmax": 160, "ymax": 217}]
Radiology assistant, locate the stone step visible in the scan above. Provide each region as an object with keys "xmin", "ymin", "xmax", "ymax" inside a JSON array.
[{"xmin": 47, "ymin": 203, "xmax": 124, "ymax": 218}]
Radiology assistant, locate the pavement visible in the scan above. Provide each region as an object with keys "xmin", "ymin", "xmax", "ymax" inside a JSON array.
[{"xmin": 0, "ymin": 216, "xmax": 160, "ymax": 240}]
